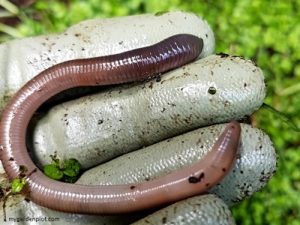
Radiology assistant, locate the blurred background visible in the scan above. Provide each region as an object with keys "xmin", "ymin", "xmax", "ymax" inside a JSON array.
[{"xmin": 0, "ymin": 0, "xmax": 299, "ymax": 224}]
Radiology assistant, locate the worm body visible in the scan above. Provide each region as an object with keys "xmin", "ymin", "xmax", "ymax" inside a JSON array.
[{"xmin": 0, "ymin": 34, "xmax": 240, "ymax": 214}]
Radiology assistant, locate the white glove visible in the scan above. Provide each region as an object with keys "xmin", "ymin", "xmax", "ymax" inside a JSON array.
[{"xmin": 0, "ymin": 12, "xmax": 276, "ymax": 225}]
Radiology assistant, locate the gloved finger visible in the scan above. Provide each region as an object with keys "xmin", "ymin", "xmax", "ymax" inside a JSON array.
[
  {"xmin": 77, "ymin": 123, "xmax": 276, "ymax": 206},
  {"xmin": 31, "ymin": 55, "xmax": 265, "ymax": 169},
  {"xmin": 0, "ymin": 11, "xmax": 214, "ymax": 113},
  {"xmin": 132, "ymin": 194, "xmax": 235, "ymax": 225}
]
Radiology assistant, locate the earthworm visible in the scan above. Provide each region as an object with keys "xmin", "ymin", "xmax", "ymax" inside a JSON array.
[{"xmin": 0, "ymin": 34, "xmax": 240, "ymax": 214}]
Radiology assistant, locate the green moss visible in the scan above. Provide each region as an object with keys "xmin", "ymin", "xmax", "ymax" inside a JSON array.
[
  {"xmin": 11, "ymin": 178, "xmax": 26, "ymax": 194},
  {"xmin": 43, "ymin": 156, "xmax": 82, "ymax": 183},
  {"xmin": 43, "ymin": 164, "xmax": 64, "ymax": 180}
]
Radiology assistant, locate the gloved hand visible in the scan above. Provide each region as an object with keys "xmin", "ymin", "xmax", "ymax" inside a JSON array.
[{"xmin": 0, "ymin": 12, "xmax": 276, "ymax": 225}]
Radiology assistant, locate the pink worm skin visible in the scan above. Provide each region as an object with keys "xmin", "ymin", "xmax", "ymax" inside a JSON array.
[{"xmin": 0, "ymin": 34, "xmax": 241, "ymax": 214}]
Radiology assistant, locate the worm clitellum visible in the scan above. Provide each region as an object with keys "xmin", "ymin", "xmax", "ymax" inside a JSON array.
[{"xmin": 0, "ymin": 34, "xmax": 240, "ymax": 214}]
